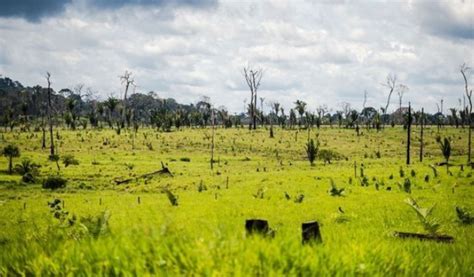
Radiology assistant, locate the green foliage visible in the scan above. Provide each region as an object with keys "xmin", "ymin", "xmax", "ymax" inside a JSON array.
[
  {"xmin": 455, "ymin": 207, "xmax": 474, "ymax": 224},
  {"xmin": 305, "ymin": 138, "xmax": 319, "ymax": 166},
  {"xmin": 294, "ymin": 193, "xmax": 304, "ymax": 203},
  {"xmin": 198, "ymin": 180, "xmax": 207, "ymax": 192},
  {"xmin": 15, "ymin": 158, "xmax": 40, "ymax": 183},
  {"xmin": 79, "ymin": 211, "xmax": 111, "ymax": 239},
  {"xmin": 403, "ymin": 178, "xmax": 412, "ymax": 193},
  {"xmin": 62, "ymin": 154, "xmax": 79, "ymax": 167},
  {"xmin": 318, "ymin": 149, "xmax": 344, "ymax": 164},
  {"xmin": 436, "ymin": 136, "xmax": 452, "ymax": 164},
  {"xmin": 43, "ymin": 175, "xmax": 67, "ymax": 190},
  {"xmin": 0, "ymin": 127, "xmax": 471, "ymax": 275},
  {"xmin": 405, "ymin": 197, "xmax": 440, "ymax": 235},
  {"xmin": 253, "ymin": 187, "xmax": 266, "ymax": 199},
  {"xmin": 360, "ymin": 176, "xmax": 369, "ymax": 187},
  {"xmin": 2, "ymin": 144, "xmax": 20, "ymax": 158},
  {"xmin": 328, "ymin": 178, "xmax": 345, "ymax": 196},
  {"xmin": 399, "ymin": 167, "xmax": 405, "ymax": 178},
  {"xmin": 2, "ymin": 144, "xmax": 20, "ymax": 174}
]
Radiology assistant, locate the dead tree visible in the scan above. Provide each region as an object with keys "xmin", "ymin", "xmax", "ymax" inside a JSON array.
[
  {"xmin": 406, "ymin": 102, "xmax": 411, "ymax": 165},
  {"xmin": 363, "ymin": 90, "xmax": 368, "ymax": 109},
  {"xmin": 119, "ymin": 71, "xmax": 134, "ymax": 129},
  {"xmin": 382, "ymin": 74, "xmax": 397, "ymax": 127},
  {"xmin": 397, "ymin": 84, "xmax": 408, "ymax": 124},
  {"xmin": 45, "ymin": 72, "xmax": 55, "ymax": 158},
  {"xmin": 461, "ymin": 63, "xmax": 473, "ymax": 165},
  {"xmin": 420, "ymin": 108, "xmax": 424, "ymax": 162},
  {"xmin": 243, "ymin": 66, "xmax": 263, "ymax": 130},
  {"xmin": 210, "ymin": 107, "xmax": 215, "ymax": 170}
]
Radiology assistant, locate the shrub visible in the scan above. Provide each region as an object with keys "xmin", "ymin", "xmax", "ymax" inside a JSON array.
[
  {"xmin": 360, "ymin": 176, "xmax": 369, "ymax": 187},
  {"xmin": 405, "ymin": 197, "xmax": 440, "ymax": 235},
  {"xmin": 328, "ymin": 178, "xmax": 345, "ymax": 196},
  {"xmin": 403, "ymin": 178, "xmax": 412, "ymax": 193},
  {"xmin": 80, "ymin": 211, "xmax": 111, "ymax": 239},
  {"xmin": 15, "ymin": 158, "xmax": 40, "ymax": 175},
  {"xmin": 436, "ymin": 136, "xmax": 451, "ymax": 173},
  {"xmin": 43, "ymin": 175, "xmax": 67, "ymax": 190},
  {"xmin": 62, "ymin": 154, "xmax": 79, "ymax": 167},
  {"xmin": 455, "ymin": 207, "xmax": 474, "ymax": 224},
  {"xmin": 318, "ymin": 149, "xmax": 344, "ymax": 164},
  {"xmin": 305, "ymin": 139, "xmax": 319, "ymax": 166},
  {"xmin": 294, "ymin": 193, "xmax": 305, "ymax": 203},
  {"xmin": 198, "ymin": 180, "xmax": 207, "ymax": 192},
  {"xmin": 22, "ymin": 173, "xmax": 36, "ymax": 183},
  {"xmin": 399, "ymin": 167, "xmax": 405, "ymax": 178}
]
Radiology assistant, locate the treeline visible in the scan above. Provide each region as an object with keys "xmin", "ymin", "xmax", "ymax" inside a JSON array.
[{"xmin": 0, "ymin": 76, "xmax": 472, "ymax": 133}]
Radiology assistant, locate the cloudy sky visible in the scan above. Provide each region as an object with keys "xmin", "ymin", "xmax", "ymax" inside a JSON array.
[{"xmin": 0, "ymin": 0, "xmax": 473, "ymax": 114}]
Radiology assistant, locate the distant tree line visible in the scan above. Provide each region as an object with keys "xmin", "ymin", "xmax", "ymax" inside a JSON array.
[{"xmin": 0, "ymin": 74, "xmax": 472, "ymax": 134}]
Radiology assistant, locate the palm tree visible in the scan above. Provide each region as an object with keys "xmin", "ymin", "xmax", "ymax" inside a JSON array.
[
  {"xmin": 2, "ymin": 144, "xmax": 20, "ymax": 174},
  {"xmin": 294, "ymin": 100, "xmax": 307, "ymax": 127},
  {"xmin": 104, "ymin": 97, "xmax": 119, "ymax": 128},
  {"xmin": 436, "ymin": 136, "xmax": 451, "ymax": 173}
]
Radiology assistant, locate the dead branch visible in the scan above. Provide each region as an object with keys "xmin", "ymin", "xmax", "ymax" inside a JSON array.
[{"xmin": 114, "ymin": 161, "xmax": 172, "ymax": 185}]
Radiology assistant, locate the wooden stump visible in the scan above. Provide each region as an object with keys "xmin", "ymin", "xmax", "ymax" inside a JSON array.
[
  {"xmin": 302, "ymin": 221, "xmax": 322, "ymax": 244},
  {"xmin": 394, "ymin": 231, "xmax": 454, "ymax": 243},
  {"xmin": 245, "ymin": 219, "xmax": 270, "ymax": 236}
]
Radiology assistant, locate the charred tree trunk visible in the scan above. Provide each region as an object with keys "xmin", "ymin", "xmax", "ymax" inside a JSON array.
[
  {"xmin": 406, "ymin": 102, "xmax": 411, "ymax": 165},
  {"xmin": 210, "ymin": 109, "xmax": 215, "ymax": 170},
  {"xmin": 46, "ymin": 72, "xmax": 55, "ymax": 158},
  {"xmin": 420, "ymin": 108, "xmax": 424, "ymax": 162}
]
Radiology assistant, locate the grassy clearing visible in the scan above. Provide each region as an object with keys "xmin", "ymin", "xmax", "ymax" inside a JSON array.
[{"xmin": 0, "ymin": 126, "xmax": 473, "ymax": 275}]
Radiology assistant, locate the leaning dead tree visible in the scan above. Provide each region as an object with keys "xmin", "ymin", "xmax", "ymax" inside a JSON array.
[
  {"xmin": 119, "ymin": 70, "xmax": 135, "ymax": 129},
  {"xmin": 243, "ymin": 66, "xmax": 263, "ymax": 130},
  {"xmin": 114, "ymin": 162, "xmax": 172, "ymax": 185},
  {"xmin": 461, "ymin": 63, "xmax": 473, "ymax": 165},
  {"xmin": 45, "ymin": 72, "xmax": 55, "ymax": 158},
  {"xmin": 382, "ymin": 73, "xmax": 397, "ymax": 127}
]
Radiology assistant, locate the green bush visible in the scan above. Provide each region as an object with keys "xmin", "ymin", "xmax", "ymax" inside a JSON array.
[{"xmin": 43, "ymin": 176, "xmax": 67, "ymax": 190}]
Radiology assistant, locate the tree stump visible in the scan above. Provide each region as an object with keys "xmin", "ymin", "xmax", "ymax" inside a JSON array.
[
  {"xmin": 302, "ymin": 221, "xmax": 322, "ymax": 244},
  {"xmin": 245, "ymin": 219, "xmax": 271, "ymax": 236}
]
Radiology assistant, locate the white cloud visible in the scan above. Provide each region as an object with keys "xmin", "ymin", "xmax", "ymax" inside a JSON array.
[{"xmin": 0, "ymin": 0, "xmax": 473, "ymax": 113}]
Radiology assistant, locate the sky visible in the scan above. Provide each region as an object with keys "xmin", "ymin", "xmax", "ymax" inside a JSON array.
[{"xmin": 0, "ymin": 0, "xmax": 473, "ymax": 114}]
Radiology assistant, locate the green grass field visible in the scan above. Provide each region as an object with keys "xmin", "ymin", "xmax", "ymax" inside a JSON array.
[{"xmin": 0, "ymin": 126, "xmax": 473, "ymax": 275}]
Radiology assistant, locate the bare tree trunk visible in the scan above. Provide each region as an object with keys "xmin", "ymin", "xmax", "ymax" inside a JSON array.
[
  {"xmin": 253, "ymin": 90, "xmax": 257, "ymax": 130},
  {"xmin": 420, "ymin": 108, "xmax": 424, "ymax": 162},
  {"xmin": 243, "ymin": 67, "xmax": 262, "ymax": 131},
  {"xmin": 210, "ymin": 109, "xmax": 215, "ymax": 170},
  {"xmin": 383, "ymin": 74, "xmax": 397, "ymax": 129},
  {"xmin": 461, "ymin": 64, "xmax": 472, "ymax": 165},
  {"xmin": 120, "ymin": 71, "xmax": 134, "ymax": 129},
  {"xmin": 46, "ymin": 72, "xmax": 55, "ymax": 158},
  {"xmin": 41, "ymin": 114, "xmax": 46, "ymax": 149},
  {"xmin": 406, "ymin": 102, "xmax": 411, "ymax": 165}
]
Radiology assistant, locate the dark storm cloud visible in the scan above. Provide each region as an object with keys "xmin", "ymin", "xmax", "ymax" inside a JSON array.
[
  {"xmin": 0, "ymin": 0, "xmax": 217, "ymax": 22},
  {"xmin": 0, "ymin": 0, "xmax": 72, "ymax": 22},
  {"xmin": 91, "ymin": 0, "xmax": 217, "ymax": 9}
]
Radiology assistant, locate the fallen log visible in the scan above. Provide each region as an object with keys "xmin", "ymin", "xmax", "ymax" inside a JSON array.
[
  {"xmin": 114, "ymin": 162, "xmax": 173, "ymax": 185},
  {"xmin": 394, "ymin": 231, "xmax": 454, "ymax": 243}
]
